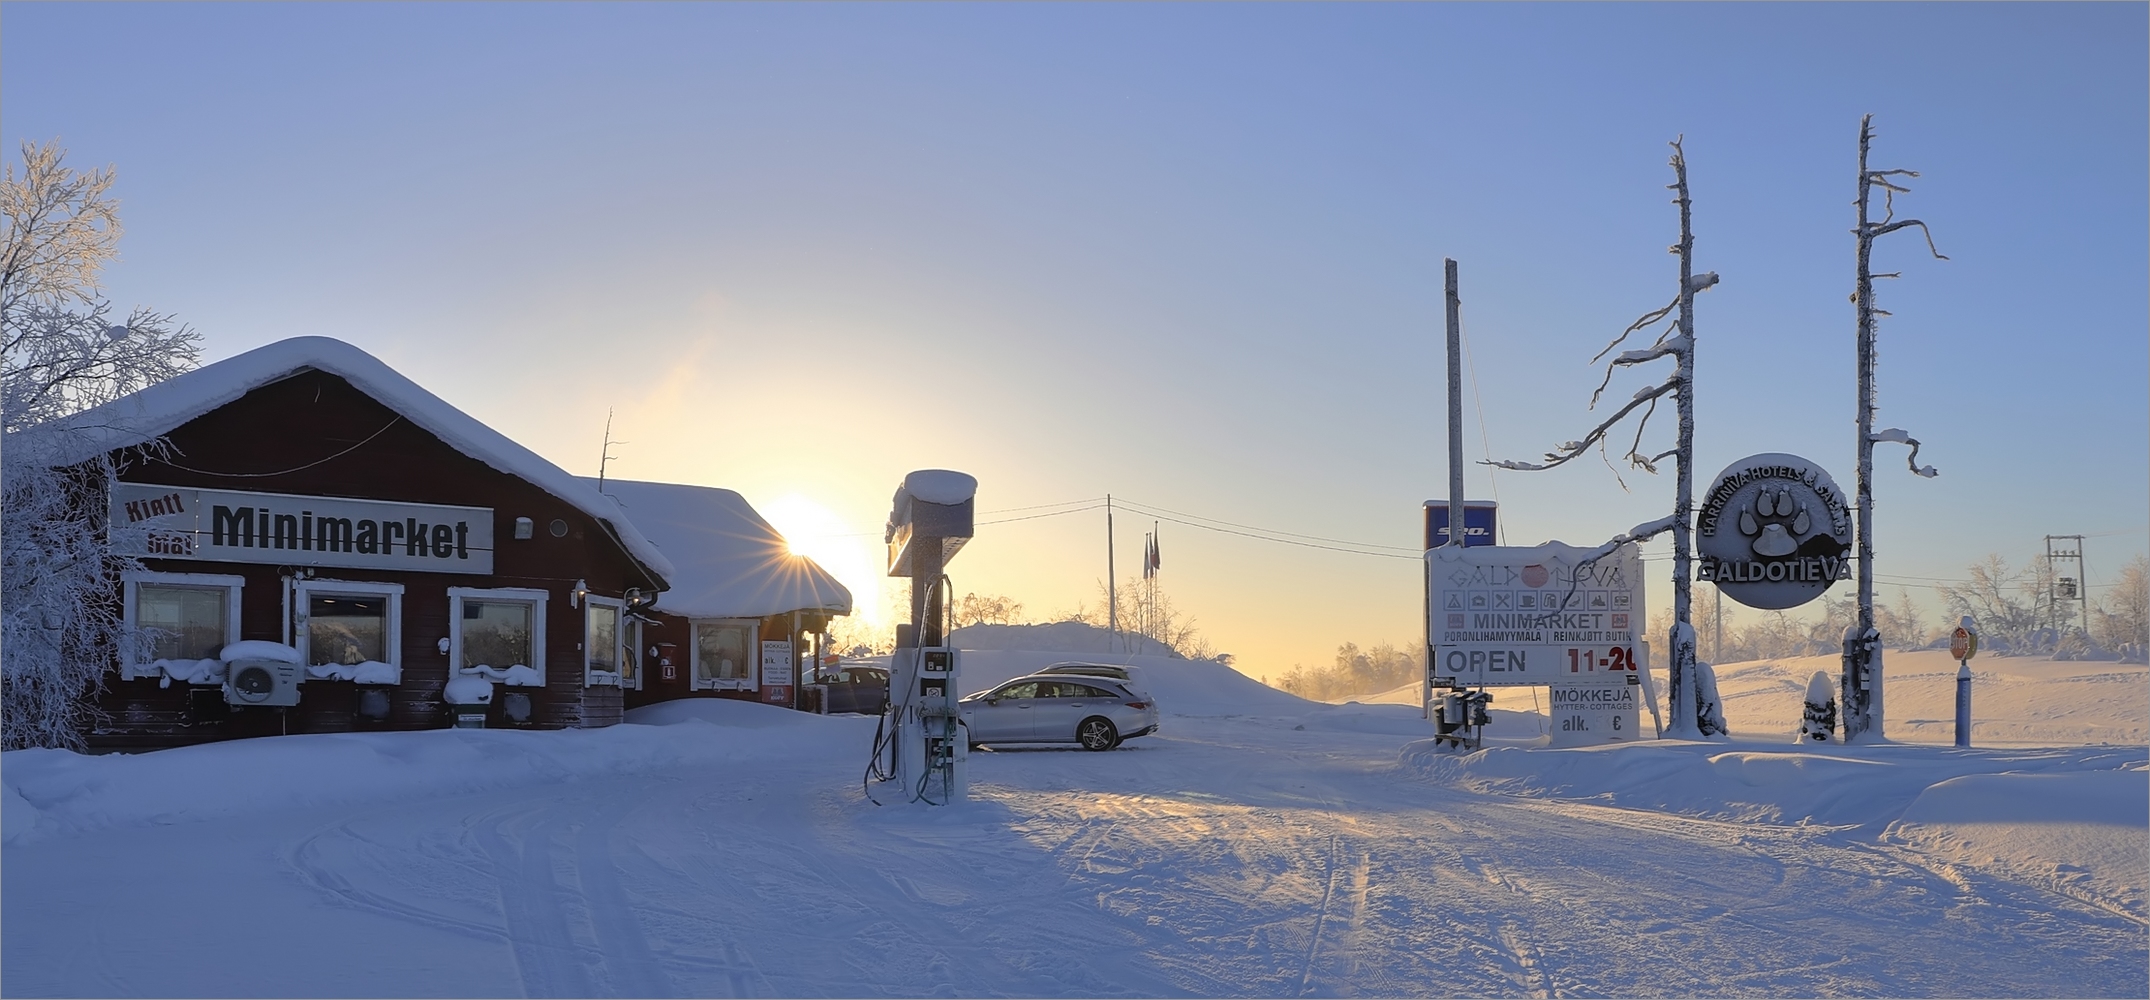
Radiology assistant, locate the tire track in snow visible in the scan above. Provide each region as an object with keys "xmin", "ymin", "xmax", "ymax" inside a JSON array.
[
  {"xmin": 570, "ymin": 793, "xmax": 675, "ymax": 998},
  {"xmin": 286, "ymin": 820, "xmax": 510, "ymax": 943},
  {"xmin": 474, "ymin": 805, "xmax": 597, "ymax": 999}
]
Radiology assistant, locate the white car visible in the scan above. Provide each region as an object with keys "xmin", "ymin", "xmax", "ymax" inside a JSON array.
[
  {"xmin": 959, "ymin": 672, "xmax": 1159, "ymax": 751},
  {"xmin": 1037, "ymin": 662, "xmax": 1151, "ymax": 697}
]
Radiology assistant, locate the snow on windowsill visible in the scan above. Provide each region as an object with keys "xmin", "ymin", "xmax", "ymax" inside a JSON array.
[
  {"xmin": 461, "ymin": 664, "xmax": 542, "ymax": 687},
  {"xmin": 132, "ymin": 658, "xmax": 225, "ymax": 688},
  {"xmin": 306, "ymin": 661, "xmax": 401, "ymax": 685}
]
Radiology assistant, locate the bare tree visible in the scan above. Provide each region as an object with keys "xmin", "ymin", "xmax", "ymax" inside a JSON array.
[
  {"xmin": 1491, "ymin": 137, "xmax": 1721, "ymax": 737},
  {"xmin": 2, "ymin": 140, "xmax": 201, "ymax": 750},
  {"xmin": 1842, "ymin": 115, "xmax": 1946, "ymax": 741}
]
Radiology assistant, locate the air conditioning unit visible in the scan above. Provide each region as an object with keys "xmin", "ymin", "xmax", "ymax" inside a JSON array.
[{"xmin": 225, "ymin": 658, "xmax": 304, "ymax": 707}]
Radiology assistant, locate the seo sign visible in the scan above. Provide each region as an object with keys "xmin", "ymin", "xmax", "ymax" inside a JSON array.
[
  {"xmin": 1696, "ymin": 453, "xmax": 1853, "ymax": 610},
  {"xmin": 1427, "ymin": 540, "xmax": 1643, "ymax": 688}
]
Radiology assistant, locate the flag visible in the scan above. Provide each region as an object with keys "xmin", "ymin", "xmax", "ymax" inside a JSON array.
[{"xmin": 1147, "ymin": 524, "xmax": 1161, "ymax": 576}]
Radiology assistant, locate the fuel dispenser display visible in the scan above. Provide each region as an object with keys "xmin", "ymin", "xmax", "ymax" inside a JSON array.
[{"xmin": 891, "ymin": 645, "xmax": 968, "ymax": 804}]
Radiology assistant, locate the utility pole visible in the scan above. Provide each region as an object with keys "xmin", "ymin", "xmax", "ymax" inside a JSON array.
[
  {"xmin": 1446, "ymin": 258, "xmax": 1464, "ymax": 550},
  {"xmin": 2046, "ymin": 534, "xmax": 2089, "ymax": 638}
]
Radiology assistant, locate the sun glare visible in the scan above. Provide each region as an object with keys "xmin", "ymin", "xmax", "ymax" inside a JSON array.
[{"xmin": 760, "ymin": 494, "xmax": 884, "ymax": 626}]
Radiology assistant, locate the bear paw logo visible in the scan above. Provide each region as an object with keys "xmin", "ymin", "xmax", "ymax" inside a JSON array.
[{"xmin": 1738, "ymin": 488, "xmax": 1810, "ymax": 558}]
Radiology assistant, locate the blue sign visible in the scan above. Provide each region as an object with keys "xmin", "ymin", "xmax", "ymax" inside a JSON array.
[{"xmin": 1423, "ymin": 501, "xmax": 1498, "ymax": 549}]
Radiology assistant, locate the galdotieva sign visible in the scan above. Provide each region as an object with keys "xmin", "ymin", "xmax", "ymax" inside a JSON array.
[{"xmin": 1696, "ymin": 453, "xmax": 1851, "ymax": 610}]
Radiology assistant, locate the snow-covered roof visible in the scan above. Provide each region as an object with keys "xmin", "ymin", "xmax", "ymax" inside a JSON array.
[
  {"xmin": 30, "ymin": 336, "xmax": 676, "ymax": 584},
  {"xmin": 584, "ymin": 477, "xmax": 852, "ymax": 620}
]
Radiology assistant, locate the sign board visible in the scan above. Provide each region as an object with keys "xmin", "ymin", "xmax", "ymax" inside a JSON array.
[
  {"xmin": 110, "ymin": 483, "xmax": 494, "ymax": 575},
  {"xmin": 1950, "ymin": 626, "xmax": 1978, "ymax": 661},
  {"xmin": 1422, "ymin": 501, "xmax": 1499, "ymax": 549},
  {"xmin": 760, "ymin": 640, "xmax": 795, "ymax": 687},
  {"xmin": 1546, "ymin": 680, "xmax": 1642, "ymax": 746},
  {"xmin": 1427, "ymin": 540, "xmax": 1643, "ymax": 687},
  {"xmin": 1695, "ymin": 454, "xmax": 1851, "ymax": 610}
]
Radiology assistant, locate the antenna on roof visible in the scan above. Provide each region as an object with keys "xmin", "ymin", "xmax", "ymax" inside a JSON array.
[{"xmin": 596, "ymin": 409, "xmax": 625, "ymax": 492}]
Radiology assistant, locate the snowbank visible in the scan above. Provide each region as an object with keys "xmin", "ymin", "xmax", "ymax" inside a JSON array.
[
  {"xmin": 1, "ymin": 703, "xmax": 876, "ymax": 846},
  {"xmin": 951, "ymin": 622, "xmax": 1180, "ymax": 658},
  {"xmin": 1401, "ymin": 737, "xmax": 2148, "ymax": 917}
]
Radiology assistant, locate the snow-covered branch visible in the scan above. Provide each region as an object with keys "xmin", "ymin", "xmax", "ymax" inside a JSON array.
[
  {"xmin": 1868, "ymin": 427, "xmax": 1938, "ymax": 478},
  {"xmin": 1868, "ymin": 218, "xmax": 1948, "ymax": 260},
  {"xmin": 1485, "ymin": 375, "xmax": 1677, "ymax": 471}
]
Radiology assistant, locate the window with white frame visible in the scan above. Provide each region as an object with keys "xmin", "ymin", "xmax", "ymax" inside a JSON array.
[
  {"xmin": 121, "ymin": 571, "xmax": 244, "ymax": 679},
  {"xmin": 293, "ymin": 579, "xmax": 404, "ymax": 680},
  {"xmin": 449, "ymin": 587, "xmax": 548, "ymax": 684},
  {"xmin": 584, "ymin": 597, "xmax": 623, "ymax": 687},
  {"xmin": 692, "ymin": 620, "xmax": 757, "ymax": 690}
]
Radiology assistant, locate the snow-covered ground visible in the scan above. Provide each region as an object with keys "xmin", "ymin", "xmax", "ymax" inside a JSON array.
[{"xmin": 5, "ymin": 635, "xmax": 2144, "ymax": 997}]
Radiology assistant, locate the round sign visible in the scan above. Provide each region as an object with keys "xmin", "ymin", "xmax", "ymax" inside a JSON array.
[{"xmin": 1696, "ymin": 453, "xmax": 1853, "ymax": 610}]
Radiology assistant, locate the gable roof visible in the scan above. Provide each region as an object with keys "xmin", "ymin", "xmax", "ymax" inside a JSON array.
[
  {"xmin": 29, "ymin": 336, "xmax": 675, "ymax": 583},
  {"xmin": 584, "ymin": 477, "xmax": 852, "ymax": 620}
]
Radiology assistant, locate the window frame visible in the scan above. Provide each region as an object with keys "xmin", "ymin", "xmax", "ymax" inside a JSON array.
[
  {"xmin": 448, "ymin": 586, "xmax": 549, "ymax": 685},
  {"xmin": 120, "ymin": 570, "xmax": 244, "ymax": 679},
  {"xmin": 620, "ymin": 615, "xmax": 646, "ymax": 691},
  {"xmin": 690, "ymin": 619, "xmax": 760, "ymax": 691},
  {"xmin": 583, "ymin": 595, "xmax": 625, "ymax": 688},
  {"xmin": 292, "ymin": 578, "xmax": 405, "ymax": 678}
]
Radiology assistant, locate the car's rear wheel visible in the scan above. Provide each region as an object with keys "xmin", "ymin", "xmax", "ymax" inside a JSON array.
[{"xmin": 1077, "ymin": 717, "xmax": 1119, "ymax": 751}]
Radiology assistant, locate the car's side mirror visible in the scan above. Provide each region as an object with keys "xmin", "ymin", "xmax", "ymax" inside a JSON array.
[{"xmin": 985, "ymin": 696, "xmax": 1000, "ymax": 705}]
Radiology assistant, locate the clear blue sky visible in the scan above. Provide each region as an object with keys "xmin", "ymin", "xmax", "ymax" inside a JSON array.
[{"xmin": 6, "ymin": 3, "xmax": 2144, "ymax": 675}]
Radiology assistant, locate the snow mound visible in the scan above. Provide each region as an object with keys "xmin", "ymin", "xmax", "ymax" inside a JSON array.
[
  {"xmin": 951, "ymin": 622, "xmax": 1179, "ymax": 658},
  {"xmin": 1, "ymin": 712, "xmax": 882, "ymax": 845}
]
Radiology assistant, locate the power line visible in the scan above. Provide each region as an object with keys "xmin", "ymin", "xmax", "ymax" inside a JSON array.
[{"xmin": 1111, "ymin": 497, "xmax": 1421, "ymax": 554}]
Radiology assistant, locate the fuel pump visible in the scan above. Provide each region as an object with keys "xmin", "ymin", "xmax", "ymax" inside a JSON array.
[{"xmin": 876, "ymin": 470, "xmax": 977, "ymax": 805}]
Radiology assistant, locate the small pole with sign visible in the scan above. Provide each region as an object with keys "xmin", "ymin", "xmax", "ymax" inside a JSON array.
[{"xmin": 1951, "ymin": 616, "xmax": 1978, "ymax": 748}]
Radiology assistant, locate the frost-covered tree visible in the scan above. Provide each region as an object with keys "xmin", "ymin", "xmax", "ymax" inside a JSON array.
[
  {"xmin": 1490, "ymin": 137, "xmax": 1721, "ymax": 738},
  {"xmin": 2092, "ymin": 555, "xmax": 2148, "ymax": 662},
  {"xmin": 3, "ymin": 140, "xmax": 201, "ymax": 750}
]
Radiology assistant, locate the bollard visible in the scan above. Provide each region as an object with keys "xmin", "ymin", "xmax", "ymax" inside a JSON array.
[{"xmin": 1950, "ymin": 617, "xmax": 1978, "ymax": 749}]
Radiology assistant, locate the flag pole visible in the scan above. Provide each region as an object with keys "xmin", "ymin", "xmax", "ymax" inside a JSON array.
[{"xmin": 1106, "ymin": 494, "xmax": 1118, "ymax": 643}]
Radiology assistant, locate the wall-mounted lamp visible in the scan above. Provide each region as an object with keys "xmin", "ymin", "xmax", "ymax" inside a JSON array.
[
  {"xmin": 514, "ymin": 516, "xmax": 534, "ymax": 540},
  {"xmin": 570, "ymin": 579, "xmax": 588, "ymax": 608}
]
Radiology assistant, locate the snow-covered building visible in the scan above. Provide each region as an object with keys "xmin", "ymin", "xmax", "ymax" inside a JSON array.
[
  {"xmin": 581, "ymin": 479, "xmax": 850, "ymax": 712},
  {"xmin": 29, "ymin": 336, "xmax": 845, "ymax": 749}
]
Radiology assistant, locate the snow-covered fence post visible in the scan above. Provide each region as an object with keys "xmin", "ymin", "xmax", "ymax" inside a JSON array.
[
  {"xmin": 1489, "ymin": 138, "xmax": 1720, "ymax": 738},
  {"xmin": 1843, "ymin": 115, "xmax": 1946, "ymax": 743}
]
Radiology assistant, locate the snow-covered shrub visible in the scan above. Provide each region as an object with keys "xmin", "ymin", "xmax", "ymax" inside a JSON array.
[
  {"xmin": 1798, "ymin": 670, "xmax": 1836, "ymax": 742},
  {"xmin": 2, "ymin": 141, "xmax": 200, "ymax": 749},
  {"xmin": 1692, "ymin": 659, "xmax": 1727, "ymax": 738}
]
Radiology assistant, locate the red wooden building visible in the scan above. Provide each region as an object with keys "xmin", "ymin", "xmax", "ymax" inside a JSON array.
[
  {"xmin": 584, "ymin": 478, "xmax": 851, "ymax": 712},
  {"xmin": 36, "ymin": 337, "xmax": 847, "ymax": 750}
]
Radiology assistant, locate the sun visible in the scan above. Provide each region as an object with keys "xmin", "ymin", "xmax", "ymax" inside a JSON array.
[{"xmin": 759, "ymin": 493, "xmax": 884, "ymax": 626}]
